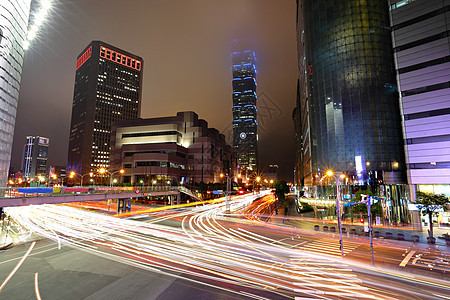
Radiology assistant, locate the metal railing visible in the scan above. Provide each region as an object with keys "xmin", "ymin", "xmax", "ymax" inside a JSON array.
[{"xmin": 0, "ymin": 186, "xmax": 189, "ymax": 199}]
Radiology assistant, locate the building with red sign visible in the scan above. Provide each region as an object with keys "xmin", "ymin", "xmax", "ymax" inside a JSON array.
[{"xmin": 67, "ymin": 41, "xmax": 143, "ymax": 176}]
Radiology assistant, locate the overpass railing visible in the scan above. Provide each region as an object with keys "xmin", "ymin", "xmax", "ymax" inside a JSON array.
[{"xmin": 1, "ymin": 186, "xmax": 184, "ymax": 198}]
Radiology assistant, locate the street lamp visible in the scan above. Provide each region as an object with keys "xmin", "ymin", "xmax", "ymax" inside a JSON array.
[
  {"xmin": 68, "ymin": 171, "xmax": 94, "ymax": 186},
  {"xmin": 109, "ymin": 169, "xmax": 124, "ymax": 187},
  {"xmin": 98, "ymin": 168, "xmax": 124, "ymax": 187},
  {"xmin": 220, "ymin": 172, "xmax": 237, "ymax": 213},
  {"xmin": 326, "ymin": 170, "xmax": 346, "ymax": 257},
  {"xmin": 81, "ymin": 172, "xmax": 94, "ymax": 186}
]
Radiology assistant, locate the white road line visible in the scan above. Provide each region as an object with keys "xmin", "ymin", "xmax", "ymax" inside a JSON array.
[
  {"xmin": 0, "ymin": 241, "xmax": 36, "ymax": 293},
  {"xmin": 35, "ymin": 273, "xmax": 42, "ymax": 300},
  {"xmin": 399, "ymin": 250, "xmax": 415, "ymax": 267}
]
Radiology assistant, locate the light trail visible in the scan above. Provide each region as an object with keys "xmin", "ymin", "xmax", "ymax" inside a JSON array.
[
  {"xmin": 4, "ymin": 193, "xmax": 450, "ymax": 299},
  {"xmin": 0, "ymin": 241, "xmax": 36, "ymax": 293}
]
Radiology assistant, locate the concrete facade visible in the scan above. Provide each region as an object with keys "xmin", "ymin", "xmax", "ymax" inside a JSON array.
[
  {"xmin": 389, "ymin": 0, "xmax": 450, "ymax": 190},
  {"xmin": 111, "ymin": 112, "xmax": 234, "ymax": 185}
]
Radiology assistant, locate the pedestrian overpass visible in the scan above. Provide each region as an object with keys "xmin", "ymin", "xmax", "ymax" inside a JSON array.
[{"xmin": 0, "ymin": 186, "xmax": 202, "ymax": 208}]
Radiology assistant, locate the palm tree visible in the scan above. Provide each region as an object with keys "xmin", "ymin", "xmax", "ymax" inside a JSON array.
[{"xmin": 415, "ymin": 191, "xmax": 449, "ymax": 240}]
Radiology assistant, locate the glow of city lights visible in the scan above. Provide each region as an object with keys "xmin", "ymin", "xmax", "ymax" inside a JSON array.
[
  {"xmin": 24, "ymin": 0, "xmax": 53, "ymax": 50},
  {"xmin": 3, "ymin": 189, "xmax": 449, "ymax": 299}
]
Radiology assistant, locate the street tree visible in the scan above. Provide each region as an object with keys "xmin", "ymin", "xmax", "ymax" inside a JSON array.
[
  {"xmin": 416, "ymin": 191, "xmax": 449, "ymax": 239},
  {"xmin": 273, "ymin": 180, "xmax": 290, "ymax": 201}
]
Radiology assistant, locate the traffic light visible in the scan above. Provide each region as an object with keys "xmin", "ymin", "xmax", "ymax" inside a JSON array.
[{"xmin": 360, "ymin": 218, "xmax": 364, "ymax": 223}]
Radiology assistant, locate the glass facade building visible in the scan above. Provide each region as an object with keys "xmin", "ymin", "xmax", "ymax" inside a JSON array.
[
  {"xmin": 0, "ymin": 0, "xmax": 32, "ymax": 188},
  {"xmin": 232, "ymin": 43, "xmax": 258, "ymax": 175},
  {"xmin": 21, "ymin": 136, "xmax": 49, "ymax": 178},
  {"xmin": 67, "ymin": 41, "xmax": 143, "ymax": 175},
  {"xmin": 299, "ymin": 0, "xmax": 406, "ymax": 185}
]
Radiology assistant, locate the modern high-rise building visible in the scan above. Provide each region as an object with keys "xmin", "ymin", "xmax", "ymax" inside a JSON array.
[
  {"xmin": 389, "ymin": 0, "xmax": 450, "ymax": 197},
  {"xmin": 67, "ymin": 41, "xmax": 143, "ymax": 176},
  {"xmin": 232, "ymin": 41, "xmax": 258, "ymax": 176},
  {"xmin": 21, "ymin": 136, "xmax": 49, "ymax": 178},
  {"xmin": 296, "ymin": 0, "xmax": 406, "ymax": 186},
  {"xmin": 0, "ymin": 0, "xmax": 32, "ymax": 187}
]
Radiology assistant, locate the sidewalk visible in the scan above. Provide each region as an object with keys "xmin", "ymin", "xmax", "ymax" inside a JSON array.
[{"xmin": 273, "ymin": 197, "xmax": 450, "ymax": 247}]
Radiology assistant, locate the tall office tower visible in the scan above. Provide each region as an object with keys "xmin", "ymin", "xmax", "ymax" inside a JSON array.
[
  {"xmin": 232, "ymin": 41, "xmax": 258, "ymax": 176},
  {"xmin": 21, "ymin": 136, "xmax": 49, "ymax": 178},
  {"xmin": 297, "ymin": 0, "xmax": 406, "ymax": 186},
  {"xmin": 67, "ymin": 41, "xmax": 143, "ymax": 175},
  {"xmin": 0, "ymin": 0, "xmax": 32, "ymax": 188},
  {"xmin": 389, "ymin": 0, "xmax": 450, "ymax": 194}
]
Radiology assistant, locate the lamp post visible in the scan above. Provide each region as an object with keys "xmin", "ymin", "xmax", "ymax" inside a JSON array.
[
  {"xmin": 361, "ymin": 194, "xmax": 375, "ymax": 266},
  {"xmin": 220, "ymin": 173, "xmax": 240, "ymax": 213},
  {"xmin": 98, "ymin": 168, "xmax": 124, "ymax": 187},
  {"xmin": 326, "ymin": 170, "xmax": 346, "ymax": 257},
  {"xmin": 109, "ymin": 169, "xmax": 124, "ymax": 187},
  {"xmin": 81, "ymin": 172, "xmax": 94, "ymax": 186}
]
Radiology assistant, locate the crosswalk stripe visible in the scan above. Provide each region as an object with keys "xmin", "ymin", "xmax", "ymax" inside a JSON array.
[{"xmin": 399, "ymin": 250, "xmax": 415, "ymax": 267}]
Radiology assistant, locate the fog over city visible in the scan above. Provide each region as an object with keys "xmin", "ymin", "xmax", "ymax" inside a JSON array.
[{"xmin": 12, "ymin": 0, "xmax": 298, "ymax": 180}]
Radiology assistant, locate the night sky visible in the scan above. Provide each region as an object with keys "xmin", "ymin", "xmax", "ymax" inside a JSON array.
[{"xmin": 12, "ymin": 0, "xmax": 298, "ymax": 181}]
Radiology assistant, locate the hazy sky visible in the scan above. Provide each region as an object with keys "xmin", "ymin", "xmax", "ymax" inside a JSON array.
[{"xmin": 12, "ymin": 0, "xmax": 298, "ymax": 181}]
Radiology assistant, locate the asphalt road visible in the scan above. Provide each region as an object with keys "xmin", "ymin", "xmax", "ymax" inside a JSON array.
[
  {"xmin": 1, "ymin": 193, "xmax": 449, "ymax": 299},
  {"xmin": 0, "ymin": 238, "xmax": 250, "ymax": 300}
]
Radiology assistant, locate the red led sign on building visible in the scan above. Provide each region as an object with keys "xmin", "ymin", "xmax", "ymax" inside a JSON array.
[
  {"xmin": 76, "ymin": 46, "xmax": 92, "ymax": 70},
  {"xmin": 99, "ymin": 46, "xmax": 141, "ymax": 71}
]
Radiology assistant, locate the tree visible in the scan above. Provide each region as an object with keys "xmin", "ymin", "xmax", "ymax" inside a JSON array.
[
  {"xmin": 353, "ymin": 190, "xmax": 373, "ymax": 201},
  {"xmin": 416, "ymin": 191, "xmax": 449, "ymax": 239},
  {"xmin": 351, "ymin": 190, "xmax": 374, "ymax": 215},
  {"xmin": 273, "ymin": 180, "xmax": 289, "ymax": 201}
]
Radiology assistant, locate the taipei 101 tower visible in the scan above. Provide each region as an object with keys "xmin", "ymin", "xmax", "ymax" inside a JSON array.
[{"xmin": 231, "ymin": 40, "xmax": 258, "ymax": 177}]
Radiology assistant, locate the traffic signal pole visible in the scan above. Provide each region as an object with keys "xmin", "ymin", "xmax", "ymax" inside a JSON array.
[
  {"xmin": 362, "ymin": 194, "xmax": 375, "ymax": 266},
  {"xmin": 367, "ymin": 196, "xmax": 374, "ymax": 266},
  {"xmin": 335, "ymin": 177, "xmax": 344, "ymax": 257}
]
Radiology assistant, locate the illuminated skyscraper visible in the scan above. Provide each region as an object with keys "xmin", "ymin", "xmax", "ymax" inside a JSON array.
[
  {"xmin": 296, "ymin": 0, "xmax": 406, "ymax": 186},
  {"xmin": 0, "ymin": 0, "xmax": 32, "ymax": 188},
  {"xmin": 21, "ymin": 136, "xmax": 49, "ymax": 178},
  {"xmin": 67, "ymin": 41, "xmax": 143, "ymax": 175},
  {"xmin": 232, "ymin": 43, "xmax": 258, "ymax": 175}
]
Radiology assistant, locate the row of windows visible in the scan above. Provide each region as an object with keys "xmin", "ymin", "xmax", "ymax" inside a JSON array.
[
  {"xmin": 100, "ymin": 46, "xmax": 142, "ymax": 71},
  {"xmin": 405, "ymin": 133, "xmax": 450, "ymax": 145},
  {"xmin": 408, "ymin": 161, "xmax": 450, "ymax": 169},
  {"xmin": 404, "ymin": 107, "xmax": 450, "ymax": 121},
  {"xmin": 398, "ymin": 56, "xmax": 449, "ymax": 74},
  {"xmin": 122, "ymin": 131, "xmax": 181, "ymax": 139},
  {"xmin": 391, "ymin": 5, "xmax": 449, "ymax": 31},
  {"xmin": 394, "ymin": 31, "xmax": 449, "ymax": 53},
  {"xmin": 135, "ymin": 161, "xmax": 186, "ymax": 169},
  {"xmin": 389, "ymin": 0, "xmax": 416, "ymax": 11},
  {"xmin": 402, "ymin": 81, "xmax": 449, "ymax": 97},
  {"xmin": 124, "ymin": 150, "xmax": 186, "ymax": 159},
  {"xmin": 76, "ymin": 46, "xmax": 92, "ymax": 70}
]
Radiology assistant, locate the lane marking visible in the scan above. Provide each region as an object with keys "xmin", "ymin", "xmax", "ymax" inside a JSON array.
[
  {"xmin": 35, "ymin": 273, "xmax": 42, "ymax": 300},
  {"xmin": 0, "ymin": 241, "xmax": 36, "ymax": 293},
  {"xmin": 399, "ymin": 251, "xmax": 415, "ymax": 267}
]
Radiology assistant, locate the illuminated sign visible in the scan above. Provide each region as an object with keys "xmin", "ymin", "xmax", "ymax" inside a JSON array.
[
  {"xmin": 355, "ymin": 156, "xmax": 363, "ymax": 173},
  {"xmin": 76, "ymin": 46, "xmax": 92, "ymax": 70},
  {"xmin": 39, "ymin": 138, "xmax": 49, "ymax": 145},
  {"xmin": 100, "ymin": 46, "xmax": 141, "ymax": 71}
]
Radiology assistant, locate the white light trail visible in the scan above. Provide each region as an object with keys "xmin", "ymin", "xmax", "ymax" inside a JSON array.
[{"xmin": 4, "ymin": 194, "xmax": 450, "ymax": 299}]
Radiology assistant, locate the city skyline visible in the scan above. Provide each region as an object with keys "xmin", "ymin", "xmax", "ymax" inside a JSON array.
[
  {"xmin": 1, "ymin": 1, "xmax": 449, "ymax": 298},
  {"xmin": 11, "ymin": 0, "xmax": 298, "ymax": 181}
]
